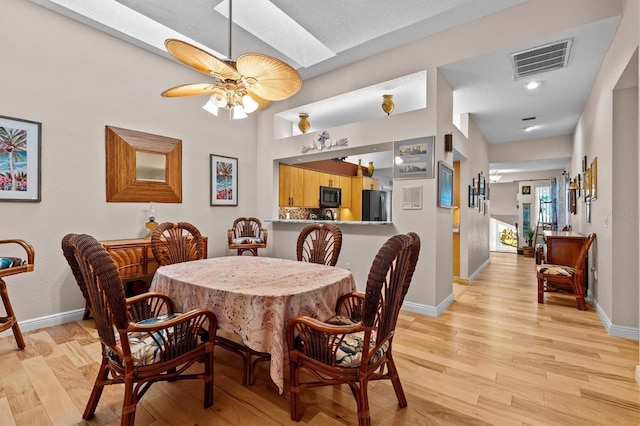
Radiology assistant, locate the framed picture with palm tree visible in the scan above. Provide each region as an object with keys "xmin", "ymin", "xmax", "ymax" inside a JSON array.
[
  {"xmin": 210, "ymin": 154, "xmax": 238, "ymax": 206},
  {"xmin": 0, "ymin": 115, "xmax": 41, "ymax": 202}
]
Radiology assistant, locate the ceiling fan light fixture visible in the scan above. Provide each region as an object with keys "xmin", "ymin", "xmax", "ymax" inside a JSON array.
[
  {"xmin": 202, "ymin": 98, "xmax": 220, "ymax": 116},
  {"xmin": 161, "ymin": 0, "xmax": 302, "ymax": 119},
  {"xmin": 242, "ymin": 94, "xmax": 259, "ymax": 113},
  {"xmin": 232, "ymin": 104, "xmax": 248, "ymax": 120}
]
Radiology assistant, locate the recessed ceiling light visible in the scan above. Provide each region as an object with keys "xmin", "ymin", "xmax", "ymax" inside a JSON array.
[
  {"xmin": 522, "ymin": 116, "xmax": 537, "ymax": 121},
  {"xmin": 525, "ymin": 81, "xmax": 541, "ymax": 90}
]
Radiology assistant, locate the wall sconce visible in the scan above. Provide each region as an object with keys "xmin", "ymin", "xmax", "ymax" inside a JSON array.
[
  {"xmin": 298, "ymin": 113, "xmax": 310, "ymax": 134},
  {"xmin": 381, "ymin": 94, "xmax": 394, "ymax": 115},
  {"xmin": 444, "ymin": 134, "xmax": 453, "ymax": 152},
  {"xmin": 568, "ymin": 175, "xmax": 582, "ymax": 197}
]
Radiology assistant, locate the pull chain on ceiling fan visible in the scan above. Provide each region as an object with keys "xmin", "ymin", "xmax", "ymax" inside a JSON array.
[{"xmin": 161, "ymin": 0, "xmax": 302, "ymax": 119}]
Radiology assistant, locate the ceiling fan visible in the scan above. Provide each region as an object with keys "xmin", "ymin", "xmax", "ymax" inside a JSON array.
[{"xmin": 161, "ymin": 0, "xmax": 302, "ymax": 119}]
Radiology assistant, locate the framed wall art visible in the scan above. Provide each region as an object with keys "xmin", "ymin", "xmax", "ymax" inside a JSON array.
[
  {"xmin": 0, "ymin": 115, "xmax": 41, "ymax": 202},
  {"xmin": 393, "ymin": 136, "xmax": 435, "ymax": 179},
  {"xmin": 522, "ymin": 185, "xmax": 531, "ymax": 195},
  {"xmin": 468, "ymin": 185, "xmax": 475, "ymax": 208},
  {"xmin": 437, "ymin": 161, "xmax": 454, "ymax": 208},
  {"xmin": 210, "ymin": 154, "xmax": 238, "ymax": 206}
]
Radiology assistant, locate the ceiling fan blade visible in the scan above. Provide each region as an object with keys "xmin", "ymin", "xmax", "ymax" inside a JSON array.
[
  {"xmin": 165, "ymin": 39, "xmax": 239, "ymax": 80},
  {"xmin": 161, "ymin": 83, "xmax": 220, "ymax": 97},
  {"xmin": 236, "ymin": 53, "xmax": 302, "ymax": 101}
]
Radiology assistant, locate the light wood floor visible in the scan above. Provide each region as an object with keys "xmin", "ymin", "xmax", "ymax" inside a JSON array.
[{"xmin": 1, "ymin": 252, "xmax": 638, "ymax": 425}]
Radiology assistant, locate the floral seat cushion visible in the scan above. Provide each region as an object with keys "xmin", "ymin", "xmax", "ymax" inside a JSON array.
[
  {"xmin": 335, "ymin": 330, "xmax": 388, "ymax": 368},
  {"xmin": 326, "ymin": 314, "xmax": 388, "ymax": 368},
  {"xmin": 0, "ymin": 257, "xmax": 24, "ymax": 269},
  {"xmin": 537, "ymin": 264, "xmax": 575, "ymax": 276},
  {"xmin": 232, "ymin": 237, "xmax": 264, "ymax": 245},
  {"xmin": 107, "ymin": 314, "xmax": 179, "ymax": 366}
]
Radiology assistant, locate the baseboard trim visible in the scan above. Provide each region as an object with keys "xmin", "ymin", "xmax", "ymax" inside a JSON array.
[
  {"xmin": 453, "ymin": 276, "xmax": 469, "ymax": 285},
  {"xmin": 469, "ymin": 257, "xmax": 491, "ymax": 282},
  {"xmin": 593, "ymin": 295, "xmax": 639, "ymax": 341},
  {"xmin": 636, "ymin": 365, "xmax": 640, "ymax": 385},
  {"xmin": 402, "ymin": 294, "xmax": 454, "ymax": 318},
  {"xmin": 0, "ymin": 308, "xmax": 86, "ymax": 339}
]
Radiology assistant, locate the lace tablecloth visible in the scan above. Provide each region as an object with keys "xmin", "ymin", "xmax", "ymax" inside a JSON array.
[{"xmin": 150, "ymin": 256, "xmax": 356, "ymax": 393}]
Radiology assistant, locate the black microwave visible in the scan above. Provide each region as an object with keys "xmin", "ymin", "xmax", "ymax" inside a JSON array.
[{"xmin": 319, "ymin": 186, "xmax": 341, "ymax": 208}]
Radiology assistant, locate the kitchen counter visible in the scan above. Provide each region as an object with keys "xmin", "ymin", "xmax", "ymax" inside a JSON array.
[{"xmin": 268, "ymin": 219, "xmax": 393, "ymax": 225}]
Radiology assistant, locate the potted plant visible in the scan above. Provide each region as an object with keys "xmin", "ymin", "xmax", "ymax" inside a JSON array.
[{"xmin": 525, "ymin": 229, "xmax": 535, "ymax": 246}]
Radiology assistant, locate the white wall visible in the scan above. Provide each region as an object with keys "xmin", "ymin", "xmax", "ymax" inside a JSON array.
[
  {"xmin": 570, "ymin": 0, "xmax": 639, "ymax": 335},
  {"xmin": 1, "ymin": 0, "xmax": 257, "ymax": 323}
]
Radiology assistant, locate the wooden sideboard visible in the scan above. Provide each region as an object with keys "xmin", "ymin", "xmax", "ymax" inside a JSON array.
[
  {"xmin": 542, "ymin": 231, "xmax": 587, "ymax": 287},
  {"xmin": 100, "ymin": 237, "xmax": 208, "ymax": 295}
]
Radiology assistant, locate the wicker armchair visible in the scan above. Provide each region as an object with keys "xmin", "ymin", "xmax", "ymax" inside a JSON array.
[
  {"xmin": 537, "ymin": 233, "xmax": 596, "ymax": 310},
  {"xmin": 296, "ymin": 223, "xmax": 343, "ymax": 266},
  {"xmin": 69, "ymin": 234, "xmax": 217, "ymax": 426},
  {"xmin": 227, "ymin": 217, "xmax": 267, "ymax": 256},
  {"xmin": 62, "ymin": 234, "xmax": 92, "ymax": 320},
  {"xmin": 0, "ymin": 239, "xmax": 35, "ymax": 349},
  {"xmin": 151, "ymin": 221, "xmax": 206, "ymax": 266},
  {"xmin": 286, "ymin": 232, "xmax": 421, "ymax": 426}
]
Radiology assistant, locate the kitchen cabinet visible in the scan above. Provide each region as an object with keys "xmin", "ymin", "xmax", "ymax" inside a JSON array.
[
  {"xmin": 279, "ymin": 164, "xmax": 304, "ymax": 206},
  {"xmin": 303, "ymin": 169, "xmax": 320, "ymax": 207},
  {"xmin": 319, "ymin": 172, "xmax": 340, "ymax": 188},
  {"xmin": 339, "ymin": 175, "xmax": 352, "ymax": 208}
]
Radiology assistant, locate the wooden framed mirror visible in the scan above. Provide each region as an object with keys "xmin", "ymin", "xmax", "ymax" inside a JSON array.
[{"xmin": 106, "ymin": 126, "xmax": 182, "ymax": 202}]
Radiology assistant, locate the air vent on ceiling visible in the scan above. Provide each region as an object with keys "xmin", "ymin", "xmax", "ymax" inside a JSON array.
[{"xmin": 511, "ymin": 39, "xmax": 572, "ymax": 80}]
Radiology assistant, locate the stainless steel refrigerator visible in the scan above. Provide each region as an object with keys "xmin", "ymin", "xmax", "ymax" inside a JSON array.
[{"xmin": 362, "ymin": 190, "xmax": 391, "ymax": 221}]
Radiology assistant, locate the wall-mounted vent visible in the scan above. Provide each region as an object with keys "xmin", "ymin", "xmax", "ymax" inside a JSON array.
[{"xmin": 511, "ymin": 39, "xmax": 572, "ymax": 80}]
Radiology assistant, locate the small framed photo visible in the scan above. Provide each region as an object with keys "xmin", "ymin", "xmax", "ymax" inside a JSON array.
[
  {"xmin": 437, "ymin": 161, "xmax": 454, "ymax": 208},
  {"xmin": 590, "ymin": 156, "xmax": 597, "ymax": 200},
  {"xmin": 210, "ymin": 154, "xmax": 238, "ymax": 206},
  {"xmin": 468, "ymin": 185, "xmax": 475, "ymax": 208},
  {"xmin": 0, "ymin": 115, "xmax": 41, "ymax": 202},
  {"xmin": 393, "ymin": 136, "xmax": 435, "ymax": 179},
  {"xmin": 522, "ymin": 185, "xmax": 531, "ymax": 195}
]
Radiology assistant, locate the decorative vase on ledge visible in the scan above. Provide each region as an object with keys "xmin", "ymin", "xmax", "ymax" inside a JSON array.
[
  {"xmin": 367, "ymin": 161, "xmax": 375, "ymax": 177},
  {"xmin": 357, "ymin": 159, "xmax": 363, "ymax": 177}
]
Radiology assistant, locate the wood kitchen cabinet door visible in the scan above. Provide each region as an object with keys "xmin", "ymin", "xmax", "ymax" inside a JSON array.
[
  {"xmin": 303, "ymin": 169, "xmax": 320, "ymax": 207},
  {"xmin": 279, "ymin": 164, "xmax": 304, "ymax": 206},
  {"xmin": 339, "ymin": 175, "xmax": 352, "ymax": 208}
]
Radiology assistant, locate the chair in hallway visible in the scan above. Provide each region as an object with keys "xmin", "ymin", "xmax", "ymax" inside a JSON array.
[
  {"xmin": 286, "ymin": 232, "xmax": 421, "ymax": 426},
  {"xmin": 69, "ymin": 233, "xmax": 217, "ymax": 426},
  {"xmin": 0, "ymin": 239, "xmax": 35, "ymax": 349},
  {"xmin": 151, "ymin": 221, "xmax": 206, "ymax": 266},
  {"xmin": 537, "ymin": 233, "xmax": 596, "ymax": 310},
  {"xmin": 296, "ymin": 223, "xmax": 343, "ymax": 266},
  {"xmin": 227, "ymin": 217, "xmax": 267, "ymax": 256}
]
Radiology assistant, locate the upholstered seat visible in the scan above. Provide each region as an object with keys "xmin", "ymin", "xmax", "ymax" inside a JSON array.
[
  {"xmin": 287, "ymin": 232, "xmax": 420, "ymax": 426},
  {"xmin": 0, "ymin": 239, "xmax": 35, "ymax": 349},
  {"xmin": 227, "ymin": 217, "xmax": 267, "ymax": 256}
]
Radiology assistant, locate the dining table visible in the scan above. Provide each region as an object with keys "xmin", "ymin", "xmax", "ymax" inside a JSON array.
[{"xmin": 149, "ymin": 256, "xmax": 356, "ymax": 394}]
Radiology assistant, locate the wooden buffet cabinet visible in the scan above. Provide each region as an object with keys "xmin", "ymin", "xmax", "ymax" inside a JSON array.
[{"xmin": 100, "ymin": 237, "xmax": 208, "ymax": 294}]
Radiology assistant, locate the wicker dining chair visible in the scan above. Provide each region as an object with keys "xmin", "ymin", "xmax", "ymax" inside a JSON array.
[
  {"xmin": 227, "ymin": 217, "xmax": 268, "ymax": 256},
  {"xmin": 61, "ymin": 234, "xmax": 92, "ymax": 320},
  {"xmin": 537, "ymin": 233, "xmax": 596, "ymax": 310},
  {"xmin": 296, "ymin": 223, "xmax": 343, "ymax": 266},
  {"xmin": 0, "ymin": 239, "xmax": 35, "ymax": 349},
  {"xmin": 151, "ymin": 221, "xmax": 206, "ymax": 266},
  {"xmin": 69, "ymin": 233, "xmax": 217, "ymax": 426},
  {"xmin": 286, "ymin": 232, "xmax": 421, "ymax": 426}
]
